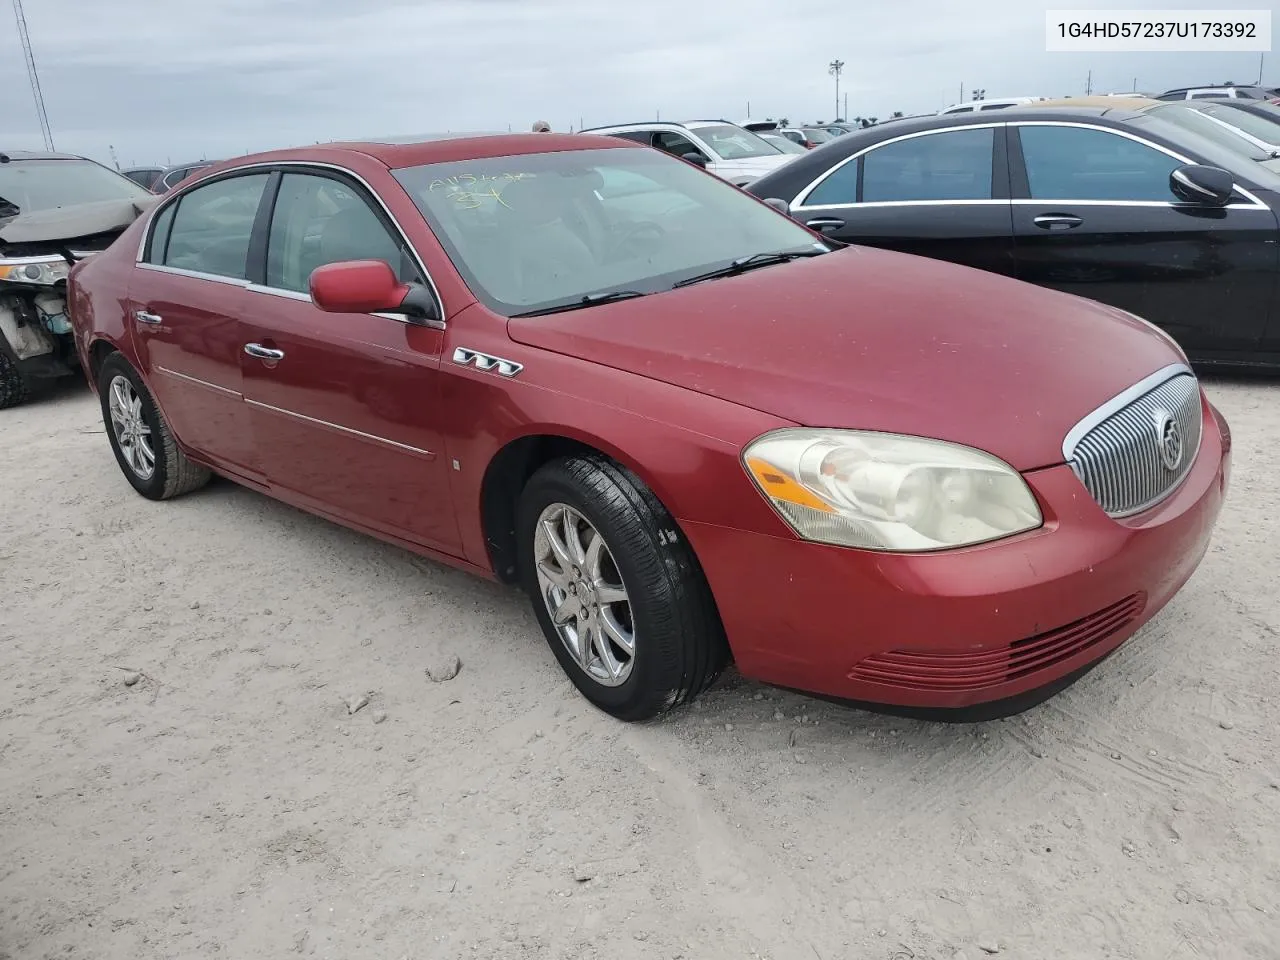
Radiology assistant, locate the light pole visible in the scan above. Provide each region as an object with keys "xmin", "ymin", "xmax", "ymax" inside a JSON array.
[{"xmin": 828, "ymin": 59, "xmax": 845, "ymax": 124}]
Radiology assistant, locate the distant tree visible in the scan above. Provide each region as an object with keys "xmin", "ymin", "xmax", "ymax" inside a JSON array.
[
  {"xmin": 891, "ymin": 111, "xmax": 904, "ymax": 119},
  {"xmin": 778, "ymin": 116, "xmax": 790, "ymax": 126},
  {"xmin": 867, "ymin": 116, "xmax": 879, "ymax": 125}
]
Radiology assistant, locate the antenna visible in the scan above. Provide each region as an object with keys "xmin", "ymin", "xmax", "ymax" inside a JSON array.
[{"xmin": 12, "ymin": 0, "xmax": 54, "ymax": 151}]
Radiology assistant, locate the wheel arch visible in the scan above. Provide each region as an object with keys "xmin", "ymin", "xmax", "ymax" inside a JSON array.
[{"xmin": 478, "ymin": 427, "xmax": 685, "ymax": 585}]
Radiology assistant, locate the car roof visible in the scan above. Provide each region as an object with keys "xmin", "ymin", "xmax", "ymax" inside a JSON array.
[
  {"xmin": 0, "ymin": 149, "xmax": 88, "ymax": 161},
  {"xmin": 192, "ymin": 134, "xmax": 634, "ymax": 176}
]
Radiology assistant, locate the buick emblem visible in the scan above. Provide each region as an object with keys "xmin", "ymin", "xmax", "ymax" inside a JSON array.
[{"xmin": 1154, "ymin": 410, "xmax": 1183, "ymax": 471}]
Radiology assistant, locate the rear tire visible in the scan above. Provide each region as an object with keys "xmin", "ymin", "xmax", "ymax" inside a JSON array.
[
  {"xmin": 98, "ymin": 352, "xmax": 211, "ymax": 500},
  {"xmin": 517, "ymin": 455, "xmax": 729, "ymax": 721},
  {"xmin": 0, "ymin": 348, "xmax": 30, "ymax": 409}
]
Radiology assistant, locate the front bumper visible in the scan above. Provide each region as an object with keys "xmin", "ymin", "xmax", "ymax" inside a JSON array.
[{"xmin": 684, "ymin": 399, "xmax": 1230, "ymax": 714}]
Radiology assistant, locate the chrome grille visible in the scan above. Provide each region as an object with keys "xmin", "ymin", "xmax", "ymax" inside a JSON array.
[{"xmin": 1065, "ymin": 368, "xmax": 1202, "ymax": 517}]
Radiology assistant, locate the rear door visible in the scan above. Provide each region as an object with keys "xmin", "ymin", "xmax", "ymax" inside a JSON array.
[
  {"xmin": 1007, "ymin": 120, "xmax": 1278, "ymax": 357},
  {"xmin": 238, "ymin": 167, "xmax": 460, "ymax": 551},
  {"xmin": 787, "ymin": 124, "xmax": 1017, "ymax": 276},
  {"xmin": 128, "ymin": 171, "xmax": 271, "ymax": 481}
]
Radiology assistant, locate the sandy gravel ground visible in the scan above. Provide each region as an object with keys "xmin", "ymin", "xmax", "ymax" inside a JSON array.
[{"xmin": 1, "ymin": 376, "xmax": 1277, "ymax": 960}]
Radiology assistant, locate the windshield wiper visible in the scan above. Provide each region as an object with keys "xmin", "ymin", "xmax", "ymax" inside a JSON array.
[
  {"xmin": 671, "ymin": 248, "xmax": 827, "ymax": 289},
  {"xmin": 510, "ymin": 289, "xmax": 647, "ymax": 318}
]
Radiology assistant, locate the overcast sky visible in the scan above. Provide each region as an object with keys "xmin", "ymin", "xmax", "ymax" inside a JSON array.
[{"xmin": 1, "ymin": 0, "xmax": 1274, "ymax": 167}]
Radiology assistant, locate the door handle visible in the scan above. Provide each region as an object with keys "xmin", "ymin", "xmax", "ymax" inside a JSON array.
[
  {"xmin": 1033, "ymin": 214, "xmax": 1083, "ymax": 230},
  {"xmin": 134, "ymin": 310, "xmax": 163, "ymax": 325},
  {"xmin": 806, "ymin": 218, "xmax": 846, "ymax": 232},
  {"xmin": 243, "ymin": 343, "xmax": 285, "ymax": 361}
]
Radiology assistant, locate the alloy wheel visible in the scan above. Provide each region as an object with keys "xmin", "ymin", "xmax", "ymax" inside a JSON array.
[
  {"xmin": 107, "ymin": 375, "xmax": 156, "ymax": 480},
  {"xmin": 533, "ymin": 503, "xmax": 635, "ymax": 687}
]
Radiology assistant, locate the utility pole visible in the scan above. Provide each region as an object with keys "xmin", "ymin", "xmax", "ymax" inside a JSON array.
[
  {"xmin": 843, "ymin": 92, "xmax": 848, "ymax": 121},
  {"xmin": 828, "ymin": 59, "xmax": 845, "ymax": 126},
  {"xmin": 12, "ymin": 0, "xmax": 54, "ymax": 151},
  {"xmin": 1259, "ymin": 53, "xmax": 1265, "ymax": 85},
  {"xmin": 108, "ymin": 144, "xmax": 120, "ymax": 171},
  {"xmin": 1086, "ymin": 69, "xmax": 1093, "ymax": 95}
]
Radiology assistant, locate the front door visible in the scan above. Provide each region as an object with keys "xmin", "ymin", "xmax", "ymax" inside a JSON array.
[
  {"xmin": 239, "ymin": 169, "xmax": 460, "ymax": 552},
  {"xmin": 786, "ymin": 124, "xmax": 1017, "ymax": 277},
  {"xmin": 127, "ymin": 171, "xmax": 272, "ymax": 482},
  {"xmin": 1007, "ymin": 121, "xmax": 1279, "ymax": 358}
]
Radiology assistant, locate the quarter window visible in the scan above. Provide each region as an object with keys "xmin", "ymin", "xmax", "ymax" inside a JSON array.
[
  {"xmin": 1018, "ymin": 126, "xmax": 1180, "ymax": 201},
  {"xmin": 265, "ymin": 172, "xmax": 416, "ymax": 293},
  {"xmin": 153, "ymin": 173, "xmax": 269, "ymax": 279}
]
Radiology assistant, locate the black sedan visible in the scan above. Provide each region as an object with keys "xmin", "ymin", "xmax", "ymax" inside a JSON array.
[{"xmin": 745, "ymin": 105, "xmax": 1280, "ymax": 366}]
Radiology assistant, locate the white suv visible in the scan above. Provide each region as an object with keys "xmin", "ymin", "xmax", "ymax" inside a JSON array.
[{"xmin": 579, "ymin": 120, "xmax": 797, "ymax": 186}]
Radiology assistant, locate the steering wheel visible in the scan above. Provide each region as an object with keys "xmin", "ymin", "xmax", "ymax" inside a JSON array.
[{"xmin": 604, "ymin": 220, "xmax": 667, "ymax": 261}]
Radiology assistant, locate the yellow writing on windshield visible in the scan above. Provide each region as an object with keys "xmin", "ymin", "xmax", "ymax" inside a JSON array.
[{"xmin": 428, "ymin": 172, "xmax": 534, "ymax": 192}]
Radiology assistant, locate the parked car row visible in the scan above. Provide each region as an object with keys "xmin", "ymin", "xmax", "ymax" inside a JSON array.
[
  {"xmin": 122, "ymin": 160, "xmax": 217, "ymax": 194},
  {"xmin": 60, "ymin": 122, "xmax": 1231, "ymax": 724}
]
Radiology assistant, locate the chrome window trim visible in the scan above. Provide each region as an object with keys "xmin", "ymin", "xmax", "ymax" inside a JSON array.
[
  {"xmin": 135, "ymin": 160, "xmax": 448, "ymax": 325},
  {"xmin": 792, "ymin": 119, "xmax": 1271, "ymax": 212},
  {"xmin": 791, "ymin": 122, "xmax": 1006, "ymax": 209},
  {"xmin": 1062, "ymin": 362, "xmax": 1195, "ymax": 461},
  {"xmin": 137, "ymin": 262, "xmax": 252, "ymax": 287},
  {"xmin": 244, "ymin": 398, "xmax": 436, "ymax": 459},
  {"xmin": 1009, "ymin": 120, "xmax": 1270, "ymax": 210},
  {"xmin": 798, "ymin": 198, "xmax": 1011, "ymax": 210},
  {"xmin": 155, "ymin": 365, "xmax": 241, "ymax": 398},
  {"xmin": 244, "ymin": 283, "xmax": 446, "ymax": 330}
]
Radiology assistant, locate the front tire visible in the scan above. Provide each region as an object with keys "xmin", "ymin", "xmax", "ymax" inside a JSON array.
[
  {"xmin": 98, "ymin": 352, "xmax": 211, "ymax": 500},
  {"xmin": 0, "ymin": 348, "xmax": 30, "ymax": 409},
  {"xmin": 517, "ymin": 455, "xmax": 729, "ymax": 721}
]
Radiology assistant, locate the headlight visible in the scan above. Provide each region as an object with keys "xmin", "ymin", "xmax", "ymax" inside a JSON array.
[
  {"xmin": 0, "ymin": 257, "xmax": 70, "ymax": 286},
  {"xmin": 742, "ymin": 428, "xmax": 1042, "ymax": 552}
]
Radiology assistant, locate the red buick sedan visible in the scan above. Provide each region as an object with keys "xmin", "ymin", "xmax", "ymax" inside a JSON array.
[{"xmin": 67, "ymin": 133, "xmax": 1231, "ymax": 722}]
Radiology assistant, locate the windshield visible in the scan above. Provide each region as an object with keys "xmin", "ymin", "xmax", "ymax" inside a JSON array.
[
  {"xmin": 1192, "ymin": 102, "xmax": 1280, "ymax": 145},
  {"xmin": 802, "ymin": 128, "xmax": 834, "ymax": 143},
  {"xmin": 1143, "ymin": 104, "xmax": 1271, "ymax": 158},
  {"xmin": 762, "ymin": 134, "xmax": 806, "ymax": 154},
  {"xmin": 687, "ymin": 124, "xmax": 782, "ymax": 160},
  {"xmin": 394, "ymin": 146, "xmax": 824, "ymax": 316},
  {"xmin": 0, "ymin": 158, "xmax": 151, "ymax": 214}
]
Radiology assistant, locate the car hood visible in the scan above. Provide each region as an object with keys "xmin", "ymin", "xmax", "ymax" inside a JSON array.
[
  {"xmin": 507, "ymin": 246, "xmax": 1185, "ymax": 472},
  {"xmin": 0, "ymin": 196, "xmax": 158, "ymax": 246},
  {"xmin": 717, "ymin": 154, "xmax": 795, "ymax": 172}
]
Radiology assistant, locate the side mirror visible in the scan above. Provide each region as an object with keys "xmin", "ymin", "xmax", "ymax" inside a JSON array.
[
  {"xmin": 763, "ymin": 197, "xmax": 792, "ymax": 217},
  {"xmin": 680, "ymin": 151, "xmax": 709, "ymax": 168},
  {"xmin": 309, "ymin": 260, "xmax": 440, "ymax": 323},
  {"xmin": 1170, "ymin": 164, "xmax": 1235, "ymax": 206}
]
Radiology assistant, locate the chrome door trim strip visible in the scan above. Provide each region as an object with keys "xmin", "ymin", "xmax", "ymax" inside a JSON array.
[
  {"xmin": 1008, "ymin": 198, "xmax": 1270, "ymax": 209},
  {"xmin": 244, "ymin": 283, "xmax": 448, "ymax": 330},
  {"xmin": 135, "ymin": 160, "xmax": 448, "ymax": 318},
  {"xmin": 154, "ymin": 365, "xmax": 243, "ymax": 398},
  {"xmin": 244, "ymin": 398, "xmax": 436, "ymax": 459},
  {"xmin": 1062, "ymin": 362, "xmax": 1194, "ymax": 461},
  {"xmin": 795, "ymin": 198, "xmax": 1011, "ymax": 211}
]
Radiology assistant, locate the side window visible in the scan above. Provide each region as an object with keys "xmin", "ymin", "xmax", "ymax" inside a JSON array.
[
  {"xmin": 809, "ymin": 128, "xmax": 994, "ymax": 205},
  {"xmin": 159, "ymin": 173, "xmax": 269, "ymax": 279},
  {"xmin": 803, "ymin": 157, "xmax": 859, "ymax": 206},
  {"xmin": 265, "ymin": 172, "xmax": 416, "ymax": 294},
  {"xmin": 1018, "ymin": 126, "xmax": 1180, "ymax": 201},
  {"xmin": 609, "ymin": 131, "xmax": 653, "ymax": 145},
  {"xmin": 145, "ymin": 202, "xmax": 177, "ymax": 263},
  {"xmin": 653, "ymin": 132, "xmax": 699, "ymax": 157}
]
